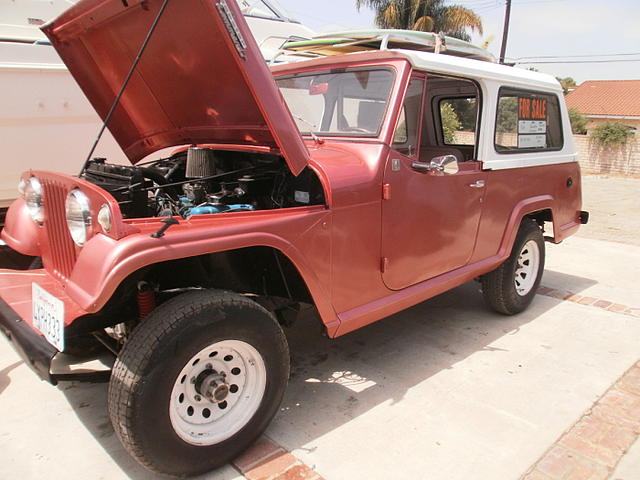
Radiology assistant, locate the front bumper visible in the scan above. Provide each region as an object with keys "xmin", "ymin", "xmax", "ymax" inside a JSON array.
[
  {"xmin": 0, "ymin": 266, "xmax": 93, "ymax": 384},
  {"xmin": 0, "ymin": 297, "xmax": 58, "ymax": 384}
]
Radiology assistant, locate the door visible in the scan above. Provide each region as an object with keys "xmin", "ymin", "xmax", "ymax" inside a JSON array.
[{"xmin": 381, "ymin": 76, "xmax": 485, "ymax": 290}]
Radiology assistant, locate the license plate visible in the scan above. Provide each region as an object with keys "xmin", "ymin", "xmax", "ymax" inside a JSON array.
[{"xmin": 32, "ymin": 283, "xmax": 65, "ymax": 351}]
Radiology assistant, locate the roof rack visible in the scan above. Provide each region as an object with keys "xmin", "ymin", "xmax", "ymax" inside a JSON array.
[{"xmin": 278, "ymin": 29, "xmax": 496, "ymax": 63}]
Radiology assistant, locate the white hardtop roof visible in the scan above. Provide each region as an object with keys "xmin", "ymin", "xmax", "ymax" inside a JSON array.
[{"xmin": 396, "ymin": 49, "xmax": 562, "ymax": 92}]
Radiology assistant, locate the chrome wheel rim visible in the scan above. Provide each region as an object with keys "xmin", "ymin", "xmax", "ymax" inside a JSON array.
[
  {"xmin": 514, "ymin": 239, "xmax": 540, "ymax": 296},
  {"xmin": 169, "ymin": 340, "xmax": 266, "ymax": 446}
]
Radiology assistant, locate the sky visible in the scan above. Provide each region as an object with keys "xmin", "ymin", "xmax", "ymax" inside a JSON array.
[{"xmin": 275, "ymin": 0, "xmax": 640, "ymax": 84}]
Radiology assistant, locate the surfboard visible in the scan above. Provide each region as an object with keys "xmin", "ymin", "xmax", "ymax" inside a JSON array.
[{"xmin": 282, "ymin": 29, "xmax": 495, "ymax": 63}]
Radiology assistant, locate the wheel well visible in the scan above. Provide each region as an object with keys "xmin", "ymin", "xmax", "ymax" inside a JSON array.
[
  {"xmin": 525, "ymin": 208, "xmax": 554, "ymax": 238},
  {"xmin": 75, "ymin": 247, "xmax": 321, "ymax": 336},
  {"xmin": 148, "ymin": 247, "xmax": 314, "ymax": 303}
]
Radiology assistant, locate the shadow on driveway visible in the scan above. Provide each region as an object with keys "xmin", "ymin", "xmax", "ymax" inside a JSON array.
[
  {"xmin": 57, "ymin": 271, "xmax": 596, "ymax": 478},
  {"xmin": 0, "ymin": 360, "xmax": 22, "ymax": 395}
]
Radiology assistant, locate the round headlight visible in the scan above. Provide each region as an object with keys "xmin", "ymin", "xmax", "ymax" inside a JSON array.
[
  {"xmin": 65, "ymin": 189, "xmax": 92, "ymax": 246},
  {"xmin": 18, "ymin": 179, "xmax": 27, "ymax": 197},
  {"xmin": 97, "ymin": 204, "xmax": 112, "ymax": 233},
  {"xmin": 24, "ymin": 177, "xmax": 44, "ymax": 224}
]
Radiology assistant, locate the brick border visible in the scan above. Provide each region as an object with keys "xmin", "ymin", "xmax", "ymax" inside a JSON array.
[
  {"xmin": 537, "ymin": 286, "xmax": 640, "ymax": 318},
  {"xmin": 232, "ymin": 436, "xmax": 324, "ymax": 480},
  {"xmin": 522, "ymin": 361, "xmax": 640, "ymax": 480},
  {"xmin": 224, "ymin": 285, "xmax": 637, "ymax": 480}
]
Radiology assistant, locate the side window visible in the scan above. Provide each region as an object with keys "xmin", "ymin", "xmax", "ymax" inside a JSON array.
[
  {"xmin": 392, "ymin": 77, "xmax": 425, "ymax": 157},
  {"xmin": 495, "ymin": 88, "xmax": 563, "ymax": 152},
  {"xmin": 439, "ymin": 97, "xmax": 477, "ymax": 146},
  {"xmin": 393, "ymin": 107, "xmax": 408, "ymax": 144}
]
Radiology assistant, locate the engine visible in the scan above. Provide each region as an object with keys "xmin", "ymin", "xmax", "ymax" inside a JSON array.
[{"xmin": 81, "ymin": 148, "xmax": 324, "ymax": 220}]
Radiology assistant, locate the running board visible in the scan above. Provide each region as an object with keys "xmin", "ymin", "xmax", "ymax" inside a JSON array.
[{"xmin": 50, "ymin": 352, "xmax": 114, "ymax": 382}]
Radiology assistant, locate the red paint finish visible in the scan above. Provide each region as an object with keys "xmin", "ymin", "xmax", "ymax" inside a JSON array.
[
  {"xmin": 0, "ymin": 269, "xmax": 88, "ymax": 328},
  {"xmin": 1, "ymin": 199, "xmax": 40, "ymax": 257},
  {"xmin": 0, "ymin": 157, "xmax": 582, "ymax": 340},
  {"xmin": 382, "ymin": 156, "xmax": 485, "ymax": 290},
  {"xmin": 470, "ymin": 162, "xmax": 582, "ymax": 263},
  {"xmin": 43, "ymin": 0, "xmax": 310, "ymax": 174},
  {"xmin": 2, "ymin": 188, "xmax": 337, "ymax": 331},
  {"xmin": 0, "ymin": 46, "xmax": 584, "ymax": 344}
]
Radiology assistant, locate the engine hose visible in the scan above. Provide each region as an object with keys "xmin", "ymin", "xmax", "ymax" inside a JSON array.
[{"xmin": 139, "ymin": 167, "xmax": 181, "ymax": 197}]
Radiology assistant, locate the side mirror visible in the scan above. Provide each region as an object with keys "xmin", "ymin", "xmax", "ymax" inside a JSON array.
[{"xmin": 429, "ymin": 155, "xmax": 459, "ymax": 176}]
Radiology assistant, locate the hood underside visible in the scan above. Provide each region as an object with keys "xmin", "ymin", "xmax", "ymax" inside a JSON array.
[{"xmin": 42, "ymin": 0, "xmax": 309, "ymax": 174}]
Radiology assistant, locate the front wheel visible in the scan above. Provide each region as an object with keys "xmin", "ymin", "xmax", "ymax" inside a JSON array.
[
  {"xmin": 481, "ymin": 219, "xmax": 545, "ymax": 315},
  {"xmin": 108, "ymin": 290, "xmax": 289, "ymax": 477}
]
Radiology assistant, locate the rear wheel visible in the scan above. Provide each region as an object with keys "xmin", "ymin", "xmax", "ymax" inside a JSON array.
[
  {"xmin": 108, "ymin": 290, "xmax": 289, "ymax": 477},
  {"xmin": 481, "ymin": 219, "xmax": 545, "ymax": 315}
]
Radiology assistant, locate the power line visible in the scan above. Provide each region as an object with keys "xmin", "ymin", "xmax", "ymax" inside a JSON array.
[
  {"xmin": 474, "ymin": 5, "xmax": 503, "ymax": 14},
  {"xmin": 516, "ymin": 59, "xmax": 640, "ymax": 64},
  {"xmin": 513, "ymin": 52, "xmax": 640, "ymax": 60},
  {"xmin": 457, "ymin": 0, "xmax": 501, "ymax": 8}
]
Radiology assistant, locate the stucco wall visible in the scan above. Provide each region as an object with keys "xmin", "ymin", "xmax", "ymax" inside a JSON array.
[
  {"xmin": 574, "ymin": 134, "xmax": 640, "ymax": 176},
  {"xmin": 453, "ymin": 131, "xmax": 639, "ymax": 176}
]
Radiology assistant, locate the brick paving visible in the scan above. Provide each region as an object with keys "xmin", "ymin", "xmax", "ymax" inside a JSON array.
[
  {"xmin": 537, "ymin": 285, "xmax": 640, "ymax": 319},
  {"xmin": 521, "ymin": 361, "xmax": 640, "ymax": 479},
  {"xmin": 225, "ymin": 285, "xmax": 639, "ymax": 480},
  {"xmin": 522, "ymin": 287, "xmax": 640, "ymax": 479},
  {"xmin": 232, "ymin": 436, "xmax": 324, "ymax": 480}
]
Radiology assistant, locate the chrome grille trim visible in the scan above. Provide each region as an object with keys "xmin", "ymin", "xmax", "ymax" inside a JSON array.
[{"xmin": 41, "ymin": 179, "xmax": 76, "ymax": 280}]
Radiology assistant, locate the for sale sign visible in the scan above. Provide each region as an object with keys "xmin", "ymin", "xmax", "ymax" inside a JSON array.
[{"xmin": 517, "ymin": 96, "xmax": 547, "ymax": 149}]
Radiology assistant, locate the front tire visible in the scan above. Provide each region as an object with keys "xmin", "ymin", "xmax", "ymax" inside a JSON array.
[
  {"xmin": 108, "ymin": 290, "xmax": 289, "ymax": 477},
  {"xmin": 481, "ymin": 219, "xmax": 545, "ymax": 315}
]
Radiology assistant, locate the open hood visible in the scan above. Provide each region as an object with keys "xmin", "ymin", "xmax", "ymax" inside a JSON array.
[{"xmin": 42, "ymin": 0, "xmax": 309, "ymax": 174}]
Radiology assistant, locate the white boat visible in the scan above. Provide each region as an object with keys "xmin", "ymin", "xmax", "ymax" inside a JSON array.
[{"xmin": 0, "ymin": 0, "xmax": 313, "ymax": 214}]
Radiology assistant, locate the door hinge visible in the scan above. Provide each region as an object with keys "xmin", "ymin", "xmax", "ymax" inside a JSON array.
[
  {"xmin": 382, "ymin": 183, "xmax": 391, "ymax": 200},
  {"xmin": 381, "ymin": 256, "xmax": 389, "ymax": 273}
]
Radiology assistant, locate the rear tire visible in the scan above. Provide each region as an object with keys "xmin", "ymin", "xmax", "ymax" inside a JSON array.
[
  {"xmin": 108, "ymin": 289, "xmax": 289, "ymax": 478},
  {"xmin": 481, "ymin": 219, "xmax": 545, "ymax": 315}
]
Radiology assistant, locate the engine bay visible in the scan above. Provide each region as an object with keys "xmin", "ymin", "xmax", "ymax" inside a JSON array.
[{"xmin": 82, "ymin": 148, "xmax": 325, "ymax": 220}]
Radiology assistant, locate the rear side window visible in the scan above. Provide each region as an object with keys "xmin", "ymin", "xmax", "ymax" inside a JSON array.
[
  {"xmin": 495, "ymin": 88, "xmax": 563, "ymax": 153},
  {"xmin": 439, "ymin": 97, "xmax": 477, "ymax": 146}
]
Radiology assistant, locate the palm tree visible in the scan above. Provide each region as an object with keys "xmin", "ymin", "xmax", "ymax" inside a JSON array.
[{"xmin": 356, "ymin": 0, "xmax": 483, "ymax": 42}]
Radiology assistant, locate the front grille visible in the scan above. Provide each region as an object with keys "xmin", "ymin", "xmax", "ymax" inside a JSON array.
[{"xmin": 41, "ymin": 179, "xmax": 77, "ymax": 280}]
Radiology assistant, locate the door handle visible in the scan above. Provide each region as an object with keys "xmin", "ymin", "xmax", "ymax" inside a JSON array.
[{"xmin": 469, "ymin": 180, "xmax": 485, "ymax": 188}]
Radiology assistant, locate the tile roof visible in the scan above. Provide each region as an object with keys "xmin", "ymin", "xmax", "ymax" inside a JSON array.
[{"xmin": 565, "ymin": 80, "xmax": 640, "ymax": 118}]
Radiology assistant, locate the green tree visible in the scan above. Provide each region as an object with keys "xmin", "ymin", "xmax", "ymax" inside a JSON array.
[
  {"xmin": 591, "ymin": 122, "xmax": 634, "ymax": 147},
  {"xmin": 441, "ymin": 102, "xmax": 461, "ymax": 143},
  {"xmin": 568, "ymin": 108, "xmax": 587, "ymax": 135},
  {"xmin": 443, "ymin": 97, "xmax": 476, "ymax": 131},
  {"xmin": 556, "ymin": 77, "xmax": 577, "ymax": 95},
  {"xmin": 356, "ymin": 0, "xmax": 483, "ymax": 41},
  {"xmin": 496, "ymin": 96, "xmax": 517, "ymax": 133}
]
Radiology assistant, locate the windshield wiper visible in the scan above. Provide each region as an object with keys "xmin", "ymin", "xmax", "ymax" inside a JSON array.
[{"xmin": 292, "ymin": 114, "xmax": 324, "ymax": 145}]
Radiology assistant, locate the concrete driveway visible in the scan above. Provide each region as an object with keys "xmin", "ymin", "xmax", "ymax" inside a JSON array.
[{"xmin": 1, "ymin": 201, "xmax": 639, "ymax": 479}]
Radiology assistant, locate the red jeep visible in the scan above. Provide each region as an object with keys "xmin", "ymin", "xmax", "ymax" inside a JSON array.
[{"xmin": 0, "ymin": 0, "xmax": 587, "ymax": 477}]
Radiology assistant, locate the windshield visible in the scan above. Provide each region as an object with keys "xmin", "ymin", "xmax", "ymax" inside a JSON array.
[{"xmin": 276, "ymin": 69, "xmax": 395, "ymax": 137}]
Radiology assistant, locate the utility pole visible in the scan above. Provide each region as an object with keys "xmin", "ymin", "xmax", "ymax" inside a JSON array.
[{"xmin": 499, "ymin": 0, "xmax": 512, "ymax": 64}]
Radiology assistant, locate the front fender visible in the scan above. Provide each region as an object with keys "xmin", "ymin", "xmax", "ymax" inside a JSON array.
[
  {"xmin": 1, "ymin": 199, "xmax": 41, "ymax": 257},
  {"xmin": 65, "ymin": 208, "xmax": 339, "ymax": 330}
]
